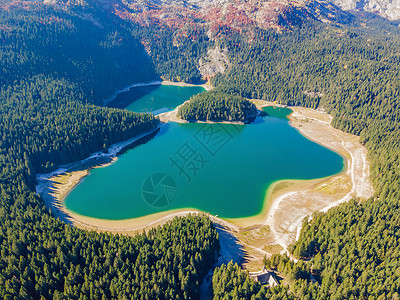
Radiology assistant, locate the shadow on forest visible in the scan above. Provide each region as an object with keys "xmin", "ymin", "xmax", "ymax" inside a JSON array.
[
  {"xmin": 214, "ymin": 223, "xmax": 247, "ymax": 265},
  {"xmin": 200, "ymin": 223, "xmax": 249, "ymax": 300},
  {"xmin": 117, "ymin": 128, "xmax": 161, "ymax": 156}
]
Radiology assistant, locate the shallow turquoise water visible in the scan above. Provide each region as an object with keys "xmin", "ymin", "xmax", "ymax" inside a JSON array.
[
  {"xmin": 107, "ymin": 84, "xmax": 205, "ymax": 114},
  {"xmin": 65, "ymin": 86, "xmax": 344, "ymax": 220}
]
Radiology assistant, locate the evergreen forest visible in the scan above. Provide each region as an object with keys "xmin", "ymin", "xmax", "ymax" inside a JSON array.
[
  {"xmin": 177, "ymin": 91, "xmax": 258, "ymax": 122},
  {"xmin": 1, "ymin": 1, "xmax": 400, "ymax": 299}
]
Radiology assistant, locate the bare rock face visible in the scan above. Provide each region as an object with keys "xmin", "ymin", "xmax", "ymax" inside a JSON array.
[
  {"xmin": 364, "ymin": 0, "xmax": 400, "ymax": 20},
  {"xmin": 198, "ymin": 48, "xmax": 229, "ymax": 79},
  {"xmin": 331, "ymin": 0, "xmax": 400, "ymax": 20}
]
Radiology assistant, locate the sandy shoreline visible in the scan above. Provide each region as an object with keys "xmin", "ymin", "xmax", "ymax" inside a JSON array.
[
  {"xmin": 36, "ymin": 90, "xmax": 374, "ymax": 270},
  {"xmin": 161, "ymin": 80, "xmax": 213, "ymax": 91}
]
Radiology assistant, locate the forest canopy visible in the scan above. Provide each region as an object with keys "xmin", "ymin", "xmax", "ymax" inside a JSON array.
[
  {"xmin": 177, "ymin": 91, "xmax": 258, "ymax": 123},
  {"xmin": 1, "ymin": 1, "xmax": 400, "ymax": 299}
]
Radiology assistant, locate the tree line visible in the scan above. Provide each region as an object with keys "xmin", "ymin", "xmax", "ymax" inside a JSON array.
[{"xmin": 177, "ymin": 91, "xmax": 258, "ymax": 122}]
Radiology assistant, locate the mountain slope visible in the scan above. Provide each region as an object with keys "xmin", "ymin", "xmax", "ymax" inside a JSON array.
[{"xmin": 116, "ymin": 0, "xmax": 353, "ymax": 30}]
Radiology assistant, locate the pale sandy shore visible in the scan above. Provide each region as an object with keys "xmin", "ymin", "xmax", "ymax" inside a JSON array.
[
  {"xmin": 36, "ymin": 94, "xmax": 374, "ymax": 270},
  {"xmin": 161, "ymin": 80, "xmax": 213, "ymax": 91}
]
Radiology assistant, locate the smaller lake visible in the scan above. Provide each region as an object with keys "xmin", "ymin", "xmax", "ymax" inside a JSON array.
[
  {"xmin": 106, "ymin": 84, "xmax": 205, "ymax": 114},
  {"xmin": 64, "ymin": 84, "xmax": 344, "ymax": 220}
]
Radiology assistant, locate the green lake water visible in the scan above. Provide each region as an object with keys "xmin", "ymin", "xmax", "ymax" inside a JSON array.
[
  {"xmin": 106, "ymin": 84, "xmax": 205, "ymax": 114},
  {"xmin": 64, "ymin": 85, "xmax": 344, "ymax": 220}
]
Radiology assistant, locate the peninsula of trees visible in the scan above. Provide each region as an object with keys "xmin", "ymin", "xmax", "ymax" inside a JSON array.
[{"xmin": 177, "ymin": 91, "xmax": 258, "ymax": 123}]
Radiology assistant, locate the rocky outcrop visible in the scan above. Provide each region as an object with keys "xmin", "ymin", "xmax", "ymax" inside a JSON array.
[
  {"xmin": 200, "ymin": 0, "xmax": 352, "ymax": 33},
  {"xmin": 331, "ymin": 0, "xmax": 400, "ymax": 20},
  {"xmin": 198, "ymin": 48, "xmax": 229, "ymax": 80}
]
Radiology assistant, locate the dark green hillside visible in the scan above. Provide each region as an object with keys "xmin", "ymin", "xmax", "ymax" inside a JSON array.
[
  {"xmin": 135, "ymin": 26, "xmax": 211, "ymax": 84},
  {"xmin": 0, "ymin": 4, "xmax": 156, "ymax": 105},
  {"xmin": 177, "ymin": 91, "xmax": 258, "ymax": 122}
]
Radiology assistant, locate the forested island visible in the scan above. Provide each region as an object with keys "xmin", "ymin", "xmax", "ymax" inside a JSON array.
[
  {"xmin": 1, "ymin": 0, "xmax": 400, "ymax": 298},
  {"xmin": 177, "ymin": 91, "xmax": 258, "ymax": 123}
]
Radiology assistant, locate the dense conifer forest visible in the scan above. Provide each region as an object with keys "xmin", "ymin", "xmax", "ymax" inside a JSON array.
[
  {"xmin": 135, "ymin": 27, "xmax": 211, "ymax": 84},
  {"xmin": 0, "ymin": 4, "xmax": 156, "ymax": 105},
  {"xmin": 177, "ymin": 91, "xmax": 258, "ymax": 122},
  {"xmin": 1, "ymin": 76, "xmax": 159, "ymax": 175},
  {"xmin": 1, "ymin": 0, "xmax": 400, "ymax": 298}
]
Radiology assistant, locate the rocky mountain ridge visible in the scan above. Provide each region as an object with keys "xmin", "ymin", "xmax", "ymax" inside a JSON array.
[
  {"xmin": 0, "ymin": 0, "xmax": 353, "ymax": 30},
  {"xmin": 118, "ymin": 0, "xmax": 353, "ymax": 30},
  {"xmin": 2, "ymin": 0, "xmax": 398, "ymax": 26},
  {"xmin": 331, "ymin": 0, "xmax": 400, "ymax": 20}
]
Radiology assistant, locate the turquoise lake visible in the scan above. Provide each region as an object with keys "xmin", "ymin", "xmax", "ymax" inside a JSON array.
[
  {"xmin": 64, "ymin": 84, "xmax": 344, "ymax": 220},
  {"xmin": 106, "ymin": 84, "xmax": 205, "ymax": 114}
]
